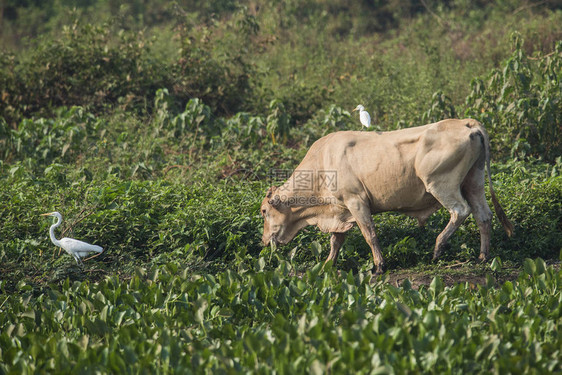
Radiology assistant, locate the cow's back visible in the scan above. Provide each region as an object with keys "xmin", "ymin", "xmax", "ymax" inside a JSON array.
[{"xmin": 292, "ymin": 119, "xmax": 485, "ymax": 212}]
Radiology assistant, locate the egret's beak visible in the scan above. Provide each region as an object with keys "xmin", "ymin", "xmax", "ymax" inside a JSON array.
[
  {"xmin": 40, "ymin": 212, "xmax": 53, "ymax": 217},
  {"xmin": 352, "ymin": 107, "xmax": 358, "ymax": 112}
]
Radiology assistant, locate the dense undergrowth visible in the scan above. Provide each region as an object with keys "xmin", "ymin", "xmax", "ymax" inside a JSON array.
[
  {"xmin": 1, "ymin": 0, "xmax": 562, "ymax": 372},
  {"xmin": 1, "ymin": 151, "xmax": 561, "ymax": 292}
]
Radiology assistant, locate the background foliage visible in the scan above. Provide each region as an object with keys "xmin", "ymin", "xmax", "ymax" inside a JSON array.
[{"xmin": 1, "ymin": 0, "xmax": 561, "ymax": 372}]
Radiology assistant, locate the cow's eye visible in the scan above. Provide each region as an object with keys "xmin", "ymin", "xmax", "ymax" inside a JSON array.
[{"xmin": 261, "ymin": 209, "xmax": 266, "ymax": 216}]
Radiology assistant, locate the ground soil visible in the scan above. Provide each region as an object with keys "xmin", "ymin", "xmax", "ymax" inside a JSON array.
[
  {"xmin": 384, "ymin": 263, "xmax": 519, "ymax": 289},
  {"xmin": 383, "ymin": 260, "xmax": 561, "ymax": 289}
]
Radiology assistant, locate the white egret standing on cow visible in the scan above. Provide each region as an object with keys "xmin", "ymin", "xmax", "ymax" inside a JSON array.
[
  {"xmin": 40, "ymin": 211, "xmax": 103, "ymax": 266},
  {"xmin": 352, "ymin": 105, "xmax": 371, "ymax": 130}
]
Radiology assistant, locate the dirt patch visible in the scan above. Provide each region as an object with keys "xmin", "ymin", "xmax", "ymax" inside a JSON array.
[{"xmin": 383, "ymin": 263, "xmax": 522, "ymax": 290}]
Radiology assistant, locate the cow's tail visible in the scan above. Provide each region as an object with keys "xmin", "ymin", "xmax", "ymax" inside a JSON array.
[{"xmin": 474, "ymin": 123, "xmax": 514, "ymax": 237}]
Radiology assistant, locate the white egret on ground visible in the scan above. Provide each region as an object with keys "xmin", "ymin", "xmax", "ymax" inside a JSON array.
[
  {"xmin": 353, "ymin": 104, "xmax": 371, "ymax": 130},
  {"xmin": 40, "ymin": 211, "xmax": 103, "ymax": 266}
]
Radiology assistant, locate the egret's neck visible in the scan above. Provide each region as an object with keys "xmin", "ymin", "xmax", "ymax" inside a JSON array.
[{"xmin": 49, "ymin": 218, "xmax": 62, "ymax": 247}]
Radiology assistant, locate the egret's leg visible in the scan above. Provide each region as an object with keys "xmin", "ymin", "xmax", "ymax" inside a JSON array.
[{"xmin": 74, "ymin": 254, "xmax": 84, "ymax": 267}]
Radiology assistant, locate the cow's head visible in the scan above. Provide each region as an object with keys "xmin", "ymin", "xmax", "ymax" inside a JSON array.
[{"xmin": 261, "ymin": 186, "xmax": 304, "ymax": 246}]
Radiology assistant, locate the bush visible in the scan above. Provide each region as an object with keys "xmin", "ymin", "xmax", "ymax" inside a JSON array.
[
  {"xmin": 170, "ymin": 6, "xmax": 256, "ymax": 116},
  {"xmin": 0, "ymin": 22, "xmax": 173, "ymax": 124},
  {"xmin": 4, "ymin": 106, "xmax": 102, "ymax": 164},
  {"xmin": 465, "ymin": 33, "xmax": 562, "ymax": 162}
]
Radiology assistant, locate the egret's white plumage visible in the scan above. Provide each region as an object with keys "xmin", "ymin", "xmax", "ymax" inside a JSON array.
[
  {"xmin": 41, "ymin": 211, "xmax": 103, "ymax": 265},
  {"xmin": 353, "ymin": 105, "xmax": 371, "ymax": 129}
]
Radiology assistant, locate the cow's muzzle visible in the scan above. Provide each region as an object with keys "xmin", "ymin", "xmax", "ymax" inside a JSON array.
[{"xmin": 263, "ymin": 234, "xmax": 281, "ymax": 247}]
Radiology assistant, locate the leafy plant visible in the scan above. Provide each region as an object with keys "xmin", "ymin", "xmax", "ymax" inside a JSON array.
[
  {"xmin": 465, "ymin": 33, "xmax": 562, "ymax": 161},
  {"xmin": 1, "ymin": 258, "xmax": 562, "ymax": 373},
  {"xmin": 5, "ymin": 106, "xmax": 102, "ymax": 164},
  {"xmin": 266, "ymin": 99, "xmax": 291, "ymax": 145},
  {"xmin": 422, "ymin": 90, "xmax": 457, "ymax": 123}
]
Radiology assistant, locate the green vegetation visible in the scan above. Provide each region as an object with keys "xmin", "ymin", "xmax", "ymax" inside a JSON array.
[
  {"xmin": 2, "ymin": 259, "xmax": 562, "ymax": 373},
  {"xmin": 1, "ymin": 0, "xmax": 561, "ymax": 372}
]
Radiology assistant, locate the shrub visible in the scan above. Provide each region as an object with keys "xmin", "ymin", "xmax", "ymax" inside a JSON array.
[
  {"xmin": 171, "ymin": 7, "xmax": 255, "ymax": 116},
  {"xmin": 0, "ymin": 22, "xmax": 171, "ymax": 124},
  {"xmin": 4, "ymin": 106, "xmax": 102, "ymax": 164},
  {"xmin": 465, "ymin": 33, "xmax": 562, "ymax": 162}
]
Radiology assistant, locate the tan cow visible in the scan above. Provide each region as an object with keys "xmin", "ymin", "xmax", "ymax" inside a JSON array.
[{"xmin": 260, "ymin": 119, "xmax": 513, "ymax": 274}]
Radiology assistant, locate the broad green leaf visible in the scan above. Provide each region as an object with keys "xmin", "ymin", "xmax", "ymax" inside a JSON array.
[
  {"xmin": 523, "ymin": 258, "xmax": 536, "ymax": 276},
  {"xmin": 490, "ymin": 257, "xmax": 503, "ymax": 272}
]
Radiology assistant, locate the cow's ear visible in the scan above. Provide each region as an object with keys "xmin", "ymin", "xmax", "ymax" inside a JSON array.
[
  {"xmin": 266, "ymin": 186, "xmax": 277, "ymax": 199},
  {"xmin": 268, "ymin": 195, "xmax": 281, "ymax": 207}
]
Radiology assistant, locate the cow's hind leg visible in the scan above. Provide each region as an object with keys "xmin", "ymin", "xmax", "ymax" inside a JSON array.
[
  {"xmin": 346, "ymin": 199, "xmax": 385, "ymax": 275},
  {"xmin": 429, "ymin": 188, "xmax": 471, "ymax": 260},
  {"xmin": 324, "ymin": 232, "xmax": 346, "ymax": 267},
  {"xmin": 463, "ymin": 166, "xmax": 493, "ymax": 261}
]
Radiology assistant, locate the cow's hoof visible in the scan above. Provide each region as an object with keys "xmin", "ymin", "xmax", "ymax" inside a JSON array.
[{"xmin": 478, "ymin": 254, "xmax": 488, "ymax": 262}]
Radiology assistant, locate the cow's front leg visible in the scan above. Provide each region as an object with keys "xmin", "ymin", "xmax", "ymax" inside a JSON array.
[
  {"xmin": 324, "ymin": 232, "xmax": 346, "ymax": 268},
  {"xmin": 346, "ymin": 200, "xmax": 385, "ymax": 275},
  {"xmin": 365, "ymin": 229, "xmax": 385, "ymax": 275}
]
